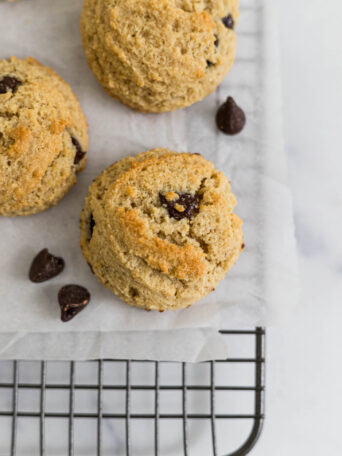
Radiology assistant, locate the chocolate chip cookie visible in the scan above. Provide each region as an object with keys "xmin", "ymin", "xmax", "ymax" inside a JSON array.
[
  {"xmin": 0, "ymin": 57, "xmax": 88, "ymax": 216},
  {"xmin": 81, "ymin": 0, "xmax": 239, "ymax": 112},
  {"xmin": 80, "ymin": 149, "xmax": 243, "ymax": 311}
]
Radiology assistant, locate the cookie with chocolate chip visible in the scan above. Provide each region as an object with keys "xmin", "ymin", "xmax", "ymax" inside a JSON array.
[
  {"xmin": 81, "ymin": 0, "xmax": 239, "ymax": 112},
  {"xmin": 80, "ymin": 148, "xmax": 243, "ymax": 311},
  {"xmin": 0, "ymin": 57, "xmax": 88, "ymax": 216}
]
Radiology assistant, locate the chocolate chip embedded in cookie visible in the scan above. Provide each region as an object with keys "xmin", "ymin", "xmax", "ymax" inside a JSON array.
[
  {"xmin": 81, "ymin": 0, "xmax": 239, "ymax": 112},
  {"xmin": 72, "ymin": 136, "xmax": 87, "ymax": 165},
  {"xmin": 0, "ymin": 76, "xmax": 21, "ymax": 94},
  {"xmin": 159, "ymin": 192, "xmax": 201, "ymax": 221},
  {"xmin": 80, "ymin": 148, "xmax": 243, "ymax": 312},
  {"xmin": 0, "ymin": 57, "xmax": 88, "ymax": 216},
  {"xmin": 89, "ymin": 214, "xmax": 96, "ymax": 239},
  {"xmin": 222, "ymin": 14, "xmax": 234, "ymax": 29}
]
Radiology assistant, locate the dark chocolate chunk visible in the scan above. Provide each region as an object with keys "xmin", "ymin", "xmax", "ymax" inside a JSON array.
[
  {"xmin": 71, "ymin": 136, "xmax": 86, "ymax": 165},
  {"xmin": 206, "ymin": 60, "xmax": 214, "ymax": 68},
  {"xmin": 0, "ymin": 76, "xmax": 21, "ymax": 94},
  {"xmin": 222, "ymin": 14, "xmax": 234, "ymax": 29},
  {"xmin": 58, "ymin": 284, "xmax": 90, "ymax": 322},
  {"xmin": 89, "ymin": 214, "xmax": 95, "ymax": 239},
  {"xmin": 214, "ymin": 35, "xmax": 219, "ymax": 47},
  {"xmin": 159, "ymin": 192, "xmax": 200, "ymax": 221},
  {"xmin": 216, "ymin": 96, "xmax": 246, "ymax": 135},
  {"xmin": 29, "ymin": 248, "xmax": 65, "ymax": 283}
]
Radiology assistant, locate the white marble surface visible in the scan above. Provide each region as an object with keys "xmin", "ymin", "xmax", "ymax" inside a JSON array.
[{"xmin": 254, "ymin": 1, "xmax": 342, "ymax": 455}]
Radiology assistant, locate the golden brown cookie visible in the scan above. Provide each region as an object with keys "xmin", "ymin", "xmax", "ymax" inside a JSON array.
[
  {"xmin": 80, "ymin": 149, "xmax": 243, "ymax": 311},
  {"xmin": 0, "ymin": 57, "xmax": 88, "ymax": 216},
  {"xmin": 81, "ymin": 0, "xmax": 239, "ymax": 112}
]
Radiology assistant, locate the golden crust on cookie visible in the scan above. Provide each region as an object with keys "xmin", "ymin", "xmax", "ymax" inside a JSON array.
[
  {"xmin": 81, "ymin": 0, "xmax": 239, "ymax": 112},
  {"xmin": 80, "ymin": 149, "xmax": 243, "ymax": 311},
  {"xmin": 0, "ymin": 57, "xmax": 88, "ymax": 216}
]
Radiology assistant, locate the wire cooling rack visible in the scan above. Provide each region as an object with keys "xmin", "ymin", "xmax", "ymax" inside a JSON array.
[{"xmin": 0, "ymin": 328, "xmax": 265, "ymax": 456}]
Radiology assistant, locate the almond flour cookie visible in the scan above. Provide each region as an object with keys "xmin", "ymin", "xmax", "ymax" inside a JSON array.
[
  {"xmin": 80, "ymin": 149, "xmax": 243, "ymax": 311},
  {"xmin": 80, "ymin": 0, "xmax": 239, "ymax": 112},
  {"xmin": 0, "ymin": 57, "xmax": 88, "ymax": 216}
]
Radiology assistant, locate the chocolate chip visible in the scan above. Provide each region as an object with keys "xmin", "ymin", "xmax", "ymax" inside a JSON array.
[
  {"xmin": 0, "ymin": 76, "xmax": 21, "ymax": 94},
  {"xmin": 89, "ymin": 214, "xmax": 95, "ymax": 239},
  {"xmin": 58, "ymin": 285, "xmax": 90, "ymax": 322},
  {"xmin": 216, "ymin": 96, "xmax": 246, "ymax": 135},
  {"xmin": 241, "ymin": 243, "xmax": 245, "ymax": 249},
  {"xmin": 71, "ymin": 136, "xmax": 86, "ymax": 165},
  {"xmin": 214, "ymin": 35, "xmax": 219, "ymax": 47},
  {"xmin": 29, "ymin": 248, "xmax": 65, "ymax": 283},
  {"xmin": 206, "ymin": 60, "xmax": 214, "ymax": 68},
  {"xmin": 159, "ymin": 192, "xmax": 200, "ymax": 221},
  {"xmin": 222, "ymin": 14, "xmax": 234, "ymax": 29}
]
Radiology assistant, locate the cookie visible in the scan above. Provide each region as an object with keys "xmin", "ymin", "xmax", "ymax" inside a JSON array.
[
  {"xmin": 80, "ymin": 149, "xmax": 243, "ymax": 311},
  {"xmin": 80, "ymin": 0, "xmax": 239, "ymax": 112},
  {"xmin": 0, "ymin": 57, "xmax": 88, "ymax": 216}
]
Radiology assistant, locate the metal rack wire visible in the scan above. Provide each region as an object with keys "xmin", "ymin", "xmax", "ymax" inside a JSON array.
[{"xmin": 0, "ymin": 328, "xmax": 265, "ymax": 456}]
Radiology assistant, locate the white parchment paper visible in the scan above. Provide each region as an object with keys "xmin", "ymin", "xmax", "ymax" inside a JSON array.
[{"xmin": 0, "ymin": 0, "xmax": 298, "ymax": 361}]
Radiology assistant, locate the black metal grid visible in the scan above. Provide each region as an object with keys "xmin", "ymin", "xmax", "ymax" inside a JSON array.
[{"xmin": 0, "ymin": 328, "xmax": 265, "ymax": 456}]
